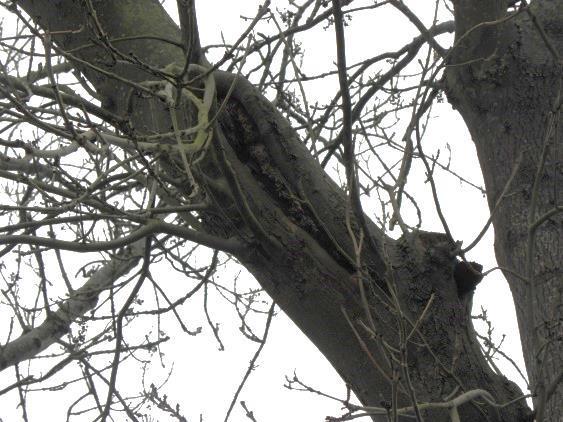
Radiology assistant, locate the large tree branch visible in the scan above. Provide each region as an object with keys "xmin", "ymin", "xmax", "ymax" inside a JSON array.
[{"xmin": 11, "ymin": 2, "xmax": 533, "ymax": 420}]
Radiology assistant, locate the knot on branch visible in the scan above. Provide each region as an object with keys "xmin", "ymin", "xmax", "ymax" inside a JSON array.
[{"xmin": 453, "ymin": 261, "xmax": 483, "ymax": 298}]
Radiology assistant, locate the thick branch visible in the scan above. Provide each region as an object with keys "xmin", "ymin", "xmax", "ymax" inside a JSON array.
[
  {"xmin": 12, "ymin": 2, "xmax": 533, "ymax": 420},
  {"xmin": 0, "ymin": 241, "xmax": 144, "ymax": 371}
]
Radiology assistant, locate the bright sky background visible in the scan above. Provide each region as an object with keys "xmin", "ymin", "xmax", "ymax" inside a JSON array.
[{"xmin": 0, "ymin": 1, "xmax": 528, "ymax": 421}]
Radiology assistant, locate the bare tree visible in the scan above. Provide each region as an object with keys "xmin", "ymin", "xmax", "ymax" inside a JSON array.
[{"xmin": 0, "ymin": 0, "xmax": 560, "ymax": 421}]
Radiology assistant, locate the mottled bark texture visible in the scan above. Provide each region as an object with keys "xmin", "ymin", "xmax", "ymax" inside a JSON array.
[
  {"xmin": 447, "ymin": 0, "xmax": 562, "ymax": 420},
  {"xmin": 13, "ymin": 0, "xmax": 560, "ymax": 421}
]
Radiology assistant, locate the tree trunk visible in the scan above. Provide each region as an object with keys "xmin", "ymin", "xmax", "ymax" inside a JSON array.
[
  {"xmin": 447, "ymin": 1, "xmax": 562, "ymax": 420},
  {"xmin": 12, "ymin": 1, "xmax": 547, "ymax": 420}
]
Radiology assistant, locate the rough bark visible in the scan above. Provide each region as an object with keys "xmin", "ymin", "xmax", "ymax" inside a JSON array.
[
  {"xmin": 10, "ymin": 0, "xmax": 547, "ymax": 421},
  {"xmin": 447, "ymin": 1, "xmax": 562, "ymax": 420}
]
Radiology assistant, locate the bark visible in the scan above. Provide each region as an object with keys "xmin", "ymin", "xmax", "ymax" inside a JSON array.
[
  {"xmin": 447, "ymin": 1, "xmax": 563, "ymax": 420},
  {"xmin": 9, "ymin": 1, "xmax": 546, "ymax": 421}
]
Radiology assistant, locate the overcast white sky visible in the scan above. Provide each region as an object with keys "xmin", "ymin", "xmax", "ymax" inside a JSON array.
[{"xmin": 0, "ymin": 1, "xmax": 528, "ymax": 421}]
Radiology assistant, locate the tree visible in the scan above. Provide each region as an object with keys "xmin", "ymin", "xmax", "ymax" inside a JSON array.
[{"xmin": 0, "ymin": 0, "xmax": 560, "ymax": 421}]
